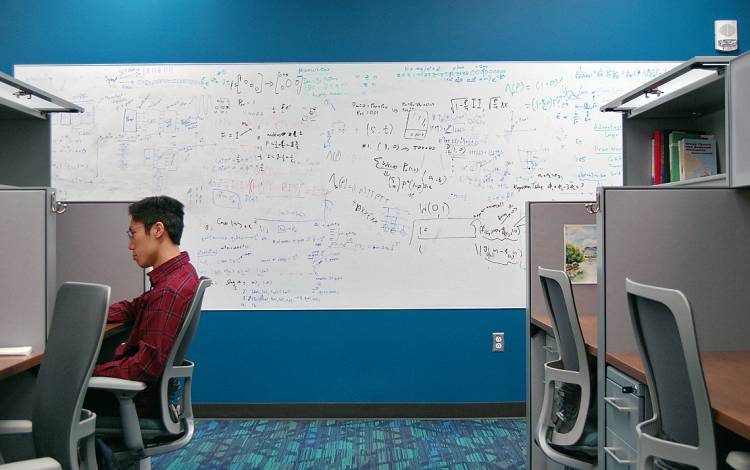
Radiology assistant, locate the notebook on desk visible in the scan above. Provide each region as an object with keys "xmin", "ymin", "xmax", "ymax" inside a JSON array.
[{"xmin": 0, "ymin": 346, "xmax": 32, "ymax": 356}]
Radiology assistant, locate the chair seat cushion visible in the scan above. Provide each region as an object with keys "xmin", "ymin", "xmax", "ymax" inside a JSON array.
[
  {"xmin": 96, "ymin": 415, "xmax": 164, "ymax": 431},
  {"xmin": 550, "ymin": 419, "xmax": 598, "ymax": 460}
]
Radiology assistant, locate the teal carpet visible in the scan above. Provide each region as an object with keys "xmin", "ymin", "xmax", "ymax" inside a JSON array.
[{"xmin": 152, "ymin": 419, "xmax": 527, "ymax": 469}]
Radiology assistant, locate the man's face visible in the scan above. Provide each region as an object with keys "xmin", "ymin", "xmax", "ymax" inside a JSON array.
[{"xmin": 127, "ymin": 219, "xmax": 159, "ymax": 268}]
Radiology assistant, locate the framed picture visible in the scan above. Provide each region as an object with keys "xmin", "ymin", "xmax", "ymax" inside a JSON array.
[{"xmin": 564, "ymin": 224, "xmax": 597, "ymax": 284}]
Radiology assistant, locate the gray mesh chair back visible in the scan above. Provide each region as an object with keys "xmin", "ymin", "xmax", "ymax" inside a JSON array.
[
  {"xmin": 626, "ymin": 278, "xmax": 716, "ymax": 470},
  {"xmin": 535, "ymin": 267, "xmax": 595, "ymax": 469},
  {"xmin": 171, "ymin": 277, "xmax": 211, "ymax": 367},
  {"xmin": 539, "ymin": 270, "xmax": 581, "ymax": 372},
  {"xmin": 32, "ymin": 282, "xmax": 110, "ymax": 470},
  {"xmin": 154, "ymin": 277, "xmax": 212, "ymax": 436}
]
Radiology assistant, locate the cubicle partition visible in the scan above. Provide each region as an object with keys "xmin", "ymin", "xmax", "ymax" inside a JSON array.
[
  {"xmin": 526, "ymin": 201, "xmax": 596, "ymax": 470},
  {"xmin": 56, "ymin": 202, "xmax": 146, "ymax": 303},
  {"xmin": 0, "ymin": 188, "xmax": 55, "ymax": 352},
  {"xmin": 56, "ymin": 201, "xmax": 145, "ymax": 360},
  {"xmin": 597, "ymin": 186, "xmax": 750, "ymax": 466},
  {"xmin": 0, "ymin": 198, "xmax": 144, "ymax": 352},
  {"xmin": 599, "ymin": 187, "xmax": 750, "ymax": 355}
]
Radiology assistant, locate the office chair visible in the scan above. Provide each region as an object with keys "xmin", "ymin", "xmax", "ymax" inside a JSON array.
[
  {"xmin": 0, "ymin": 282, "xmax": 111, "ymax": 470},
  {"xmin": 89, "ymin": 277, "xmax": 212, "ymax": 469},
  {"xmin": 536, "ymin": 267, "xmax": 598, "ymax": 469},
  {"xmin": 625, "ymin": 278, "xmax": 750, "ymax": 470}
]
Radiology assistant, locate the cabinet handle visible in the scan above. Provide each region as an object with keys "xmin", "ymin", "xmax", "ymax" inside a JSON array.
[
  {"xmin": 603, "ymin": 396, "xmax": 636, "ymax": 412},
  {"xmin": 604, "ymin": 446, "xmax": 635, "ymax": 464}
]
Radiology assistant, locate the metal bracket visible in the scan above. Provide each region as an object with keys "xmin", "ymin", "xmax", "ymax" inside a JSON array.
[
  {"xmin": 643, "ymin": 88, "xmax": 663, "ymax": 99},
  {"xmin": 50, "ymin": 191, "xmax": 67, "ymax": 214},
  {"xmin": 12, "ymin": 90, "xmax": 33, "ymax": 100},
  {"xmin": 584, "ymin": 194, "xmax": 600, "ymax": 214}
]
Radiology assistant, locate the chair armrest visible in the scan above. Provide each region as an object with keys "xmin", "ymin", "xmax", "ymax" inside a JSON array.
[
  {"xmin": 0, "ymin": 457, "xmax": 61, "ymax": 470},
  {"xmin": 89, "ymin": 377, "xmax": 147, "ymax": 397},
  {"xmin": 74, "ymin": 409, "xmax": 96, "ymax": 441},
  {"xmin": 162, "ymin": 361, "xmax": 194, "ymax": 381},
  {"xmin": 543, "ymin": 362, "xmax": 587, "ymax": 387},
  {"xmin": 89, "ymin": 378, "xmax": 148, "ymax": 451},
  {"xmin": 0, "ymin": 420, "xmax": 32, "ymax": 436}
]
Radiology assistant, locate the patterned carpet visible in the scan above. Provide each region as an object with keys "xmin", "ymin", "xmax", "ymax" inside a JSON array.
[{"xmin": 152, "ymin": 419, "xmax": 527, "ymax": 469}]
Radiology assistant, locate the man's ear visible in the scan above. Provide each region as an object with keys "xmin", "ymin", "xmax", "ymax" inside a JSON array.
[{"xmin": 151, "ymin": 221, "xmax": 166, "ymax": 239}]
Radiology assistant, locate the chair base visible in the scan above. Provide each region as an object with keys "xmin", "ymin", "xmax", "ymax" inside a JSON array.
[
  {"xmin": 727, "ymin": 451, "xmax": 750, "ymax": 470},
  {"xmin": 113, "ymin": 451, "xmax": 151, "ymax": 470}
]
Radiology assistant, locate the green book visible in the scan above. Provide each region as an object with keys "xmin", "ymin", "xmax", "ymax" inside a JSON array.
[{"xmin": 669, "ymin": 131, "xmax": 704, "ymax": 183}]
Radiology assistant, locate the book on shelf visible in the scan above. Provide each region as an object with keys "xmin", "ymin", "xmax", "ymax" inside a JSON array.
[
  {"xmin": 669, "ymin": 131, "xmax": 705, "ymax": 183},
  {"xmin": 679, "ymin": 136, "xmax": 718, "ymax": 180},
  {"xmin": 660, "ymin": 129, "xmax": 672, "ymax": 183},
  {"xmin": 650, "ymin": 137, "xmax": 655, "ymax": 184},
  {"xmin": 652, "ymin": 129, "xmax": 662, "ymax": 185}
]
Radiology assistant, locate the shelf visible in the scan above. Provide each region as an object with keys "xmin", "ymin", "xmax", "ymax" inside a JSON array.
[
  {"xmin": 601, "ymin": 56, "xmax": 733, "ymax": 112},
  {"xmin": 0, "ymin": 71, "xmax": 83, "ymax": 118},
  {"xmin": 651, "ymin": 173, "xmax": 727, "ymax": 188},
  {"xmin": 627, "ymin": 73, "xmax": 725, "ymax": 119},
  {"xmin": 0, "ymin": 96, "xmax": 46, "ymax": 120}
]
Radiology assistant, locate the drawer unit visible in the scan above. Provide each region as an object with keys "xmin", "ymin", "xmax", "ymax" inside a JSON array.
[{"xmin": 605, "ymin": 366, "xmax": 649, "ymax": 469}]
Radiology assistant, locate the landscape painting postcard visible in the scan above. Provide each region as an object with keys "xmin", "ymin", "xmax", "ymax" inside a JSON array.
[{"xmin": 564, "ymin": 224, "xmax": 597, "ymax": 284}]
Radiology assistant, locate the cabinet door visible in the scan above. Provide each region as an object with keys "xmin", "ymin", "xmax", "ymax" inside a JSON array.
[{"xmin": 730, "ymin": 52, "xmax": 750, "ymax": 187}]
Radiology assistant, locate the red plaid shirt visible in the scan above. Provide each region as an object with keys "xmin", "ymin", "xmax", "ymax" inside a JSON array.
[{"xmin": 94, "ymin": 251, "xmax": 199, "ymax": 416}]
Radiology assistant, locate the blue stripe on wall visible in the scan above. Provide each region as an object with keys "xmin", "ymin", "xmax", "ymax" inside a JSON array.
[
  {"xmin": 191, "ymin": 309, "xmax": 526, "ymax": 403},
  {"xmin": 1, "ymin": 0, "xmax": 749, "ymax": 75},
  {"xmin": 1, "ymin": 0, "xmax": 749, "ymax": 404}
]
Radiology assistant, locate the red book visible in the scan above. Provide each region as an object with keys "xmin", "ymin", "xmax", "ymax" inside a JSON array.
[{"xmin": 653, "ymin": 129, "xmax": 662, "ymax": 185}]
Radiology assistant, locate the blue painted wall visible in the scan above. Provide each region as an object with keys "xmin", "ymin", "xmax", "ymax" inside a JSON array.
[{"xmin": 1, "ymin": 0, "xmax": 748, "ymax": 404}]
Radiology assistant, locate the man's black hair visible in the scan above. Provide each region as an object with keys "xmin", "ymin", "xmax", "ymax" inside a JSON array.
[{"xmin": 129, "ymin": 195, "xmax": 185, "ymax": 244}]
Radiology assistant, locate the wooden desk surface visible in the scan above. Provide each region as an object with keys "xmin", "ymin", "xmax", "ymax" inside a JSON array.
[
  {"xmin": 530, "ymin": 313, "xmax": 750, "ymax": 440},
  {"xmin": 0, "ymin": 322, "xmax": 127, "ymax": 381},
  {"xmin": 608, "ymin": 350, "xmax": 750, "ymax": 442},
  {"xmin": 530, "ymin": 312, "xmax": 598, "ymax": 355},
  {"xmin": 0, "ymin": 353, "xmax": 43, "ymax": 381},
  {"xmin": 104, "ymin": 321, "xmax": 128, "ymax": 338}
]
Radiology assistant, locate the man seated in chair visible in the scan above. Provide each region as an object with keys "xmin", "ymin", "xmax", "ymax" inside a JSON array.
[{"xmin": 86, "ymin": 195, "xmax": 199, "ymax": 419}]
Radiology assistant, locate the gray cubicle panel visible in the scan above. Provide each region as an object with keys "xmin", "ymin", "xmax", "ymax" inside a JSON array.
[
  {"xmin": 526, "ymin": 201, "xmax": 596, "ymax": 470},
  {"xmin": 0, "ymin": 188, "xmax": 55, "ymax": 351},
  {"xmin": 730, "ymin": 51, "xmax": 750, "ymax": 187},
  {"xmin": 600, "ymin": 187, "xmax": 750, "ymax": 353},
  {"xmin": 56, "ymin": 202, "xmax": 146, "ymax": 305},
  {"xmin": 0, "ymin": 118, "xmax": 51, "ymax": 187},
  {"xmin": 526, "ymin": 201, "xmax": 598, "ymax": 318}
]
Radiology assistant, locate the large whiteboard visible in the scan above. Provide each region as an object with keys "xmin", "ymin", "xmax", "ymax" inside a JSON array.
[{"xmin": 17, "ymin": 62, "xmax": 673, "ymax": 310}]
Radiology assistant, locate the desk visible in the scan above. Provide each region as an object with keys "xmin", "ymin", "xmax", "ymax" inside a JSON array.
[
  {"xmin": 531, "ymin": 313, "xmax": 598, "ymax": 355},
  {"xmin": 0, "ymin": 322, "xmax": 127, "ymax": 381},
  {"xmin": 530, "ymin": 313, "xmax": 750, "ymax": 441}
]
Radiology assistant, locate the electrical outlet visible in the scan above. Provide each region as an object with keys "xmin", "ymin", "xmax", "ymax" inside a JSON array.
[{"xmin": 492, "ymin": 332, "xmax": 505, "ymax": 352}]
